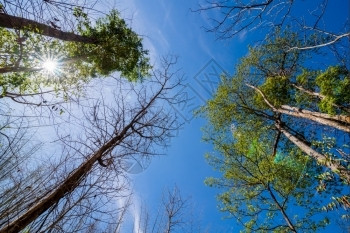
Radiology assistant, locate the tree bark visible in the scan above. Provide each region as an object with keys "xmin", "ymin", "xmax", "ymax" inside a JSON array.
[
  {"xmin": 276, "ymin": 123, "xmax": 350, "ymax": 183},
  {"xmin": 0, "ymin": 66, "xmax": 42, "ymax": 74},
  {"xmin": 246, "ymin": 84, "xmax": 350, "ymax": 133},
  {"xmin": 0, "ymin": 13, "xmax": 95, "ymax": 43},
  {"xmin": 245, "ymin": 83, "xmax": 350, "ymax": 181},
  {"xmin": 278, "ymin": 105, "xmax": 350, "ymax": 133},
  {"xmin": 281, "ymin": 105, "xmax": 350, "ymax": 125}
]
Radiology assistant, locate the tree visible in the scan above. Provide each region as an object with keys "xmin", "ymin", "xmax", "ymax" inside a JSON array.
[
  {"xmin": 204, "ymin": 32, "xmax": 349, "ymax": 181},
  {"xmin": 200, "ymin": 33, "xmax": 350, "ymax": 231},
  {"xmin": 0, "ymin": 8, "xmax": 150, "ymax": 105},
  {"xmin": 0, "ymin": 58, "xmax": 182, "ymax": 233},
  {"xmin": 163, "ymin": 187, "xmax": 187, "ymax": 233},
  {"xmin": 131, "ymin": 186, "xmax": 205, "ymax": 233},
  {"xmin": 204, "ymin": 130, "xmax": 331, "ymax": 232},
  {"xmin": 0, "ymin": 9, "xmax": 150, "ymax": 79}
]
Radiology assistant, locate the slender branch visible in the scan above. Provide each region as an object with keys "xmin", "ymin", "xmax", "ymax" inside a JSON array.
[
  {"xmin": 245, "ymin": 83, "xmax": 277, "ymax": 111},
  {"xmin": 287, "ymin": 32, "xmax": 350, "ymax": 51},
  {"xmin": 272, "ymin": 130, "xmax": 281, "ymax": 157},
  {"xmin": 267, "ymin": 184, "xmax": 297, "ymax": 233}
]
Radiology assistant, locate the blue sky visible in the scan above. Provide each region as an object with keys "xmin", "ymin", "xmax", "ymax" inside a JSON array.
[
  {"xmin": 0, "ymin": 0, "xmax": 349, "ymax": 232},
  {"xmin": 110, "ymin": 1, "xmax": 244, "ymax": 231},
  {"xmin": 94, "ymin": 0, "xmax": 349, "ymax": 232}
]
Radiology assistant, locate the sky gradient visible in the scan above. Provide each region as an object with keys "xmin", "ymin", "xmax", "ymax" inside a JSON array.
[{"xmin": 95, "ymin": 0, "xmax": 349, "ymax": 232}]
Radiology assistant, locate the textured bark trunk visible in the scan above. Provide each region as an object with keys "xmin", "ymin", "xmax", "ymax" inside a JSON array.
[
  {"xmin": 0, "ymin": 66, "xmax": 42, "ymax": 73},
  {"xmin": 279, "ymin": 105, "xmax": 350, "ymax": 133},
  {"xmin": 0, "ymin": 146, "xmax": 108, "ymax": 233},
  {"xmin": 281, "ymin": 105, "xmax": 350, "ymax": 124},
  {"xmin": 0, "ymin": 152, "xmax": 99, "ymax": 233},
  {"xmin": 276, "ymin": 123, "xmax": 350, "ymax": 183},
  {"xmin": 245, "ymin": 83, "xmax": 350, "ymax": 133},
  {"xmin": 0, "ymin": 13, "xmax": 95, "ymax": 43}
]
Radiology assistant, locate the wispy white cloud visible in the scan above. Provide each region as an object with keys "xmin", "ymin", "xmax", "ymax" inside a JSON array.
[
  {"xmin": 198, "ymin": 33, "xmax": 215, "ymax": 59},
  {"xmin": 238, "ymin": 29, "xmax": 247, "ymax": 42},
  {"xmin": 113, "ymin": 175, "xmax": 144, "ymax": 233},
  {"xmin": 158, "ymin": 0, "xmax": 176, "ymax": 33},
  {"xmin": 132, "ymin": 195, "xmax": 143, "ymax": 233}
]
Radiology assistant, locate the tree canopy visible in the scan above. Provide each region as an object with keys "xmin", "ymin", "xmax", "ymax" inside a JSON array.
[
  {"xmin": 200, "ymin": 32, "xmax": 350, "ymax": 232},
  {"xmin": 0, "ymin": 9, "xmax": 150, "ymax": 101}
]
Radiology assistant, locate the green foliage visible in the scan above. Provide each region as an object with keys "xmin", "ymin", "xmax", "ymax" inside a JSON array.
[
  {"xmin": 292, "ymin": 66, "xmax": 350, "ymax": 115},
  {"xmin": 200, "ymin": 31, "xmax": 349, "ymax": 232},
  {"xmin": 315, "ymin": 66, "xmax": 350, "ymax": 115},
  {"xmin": 0, "ymin": 27, "xmax": 58, "ymax": 95},
  {"xmin": 255, "ymin": 75, "xmax": 289, "ymax": 107},
  {"xmin": 216, "ymin": 31, "xmax": 350, "ymax": 116},
  {"xmin": 203, "ymin": 128, "xmax": 326, "ymax": 232},
  {"xmin": 322, "ymin": 195, "xmax": 350, "ymax": 212},
  {"xmin": 72, "ymin": 9, "xmax": 151, "ymax": 81},
  {"xmin": 0, "ymin": 9, "xmax": 150, "ymax": 97}
]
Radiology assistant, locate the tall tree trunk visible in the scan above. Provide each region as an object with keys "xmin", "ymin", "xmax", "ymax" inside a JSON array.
[
  {"xmin": 0, "ymin": 13, "xmax": 95, "ymax": 43},
  {"xmin": 0, "ymin": 66, "xmax": 42, "ymax": 74},
  {"xmin": 0, "ymin": 141, "xmax": 113, "ymax": 233},
  {"xmin": 279, "ymin": 105, "xmax": 350, "ymax": 132},
  {"xmin": 281, "ymin": 105, "xmax": 350, "ymax": 124},
  {"xmin": 275, "ymin": 123, "xmax": 350, "ymax": 183},
  {"xmin": 246, "ymin": 84, "xmax": 350, "ymax": 133},
  {"xmin": 0, "ymin": 109, "xmax": 146, "ymax": 233}
]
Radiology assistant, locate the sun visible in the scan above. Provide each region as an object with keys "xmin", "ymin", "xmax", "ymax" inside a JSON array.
[{"xmin": 42, "ymin": 59, "xmax": 58, "ymax": 72}]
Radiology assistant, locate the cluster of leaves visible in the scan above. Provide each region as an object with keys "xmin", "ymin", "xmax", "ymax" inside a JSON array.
[
  {"xmin": 323, "ymin": 195, "xmax": 350, "ymax": 212},
  {"xmin": 299, "ymin": 66, "xmax": 350, "ymax": 115},
  {"xmin": 72, "ymin": 8, "xmax": 151, "ymax": 81}
]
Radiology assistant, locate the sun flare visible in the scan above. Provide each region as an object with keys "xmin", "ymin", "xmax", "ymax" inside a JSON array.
[{"xmin": 42, "ymin": 60, "xmax": 57, "ymax": 72}]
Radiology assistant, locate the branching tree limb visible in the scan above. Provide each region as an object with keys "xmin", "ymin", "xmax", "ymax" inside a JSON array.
[
  {"xmin": 0, "ymin": 57, "xmax": 183, "ymax": 233},
  {"xmin": 246, "ymin": 83, "xmax": 350, "ymax": 133}
]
